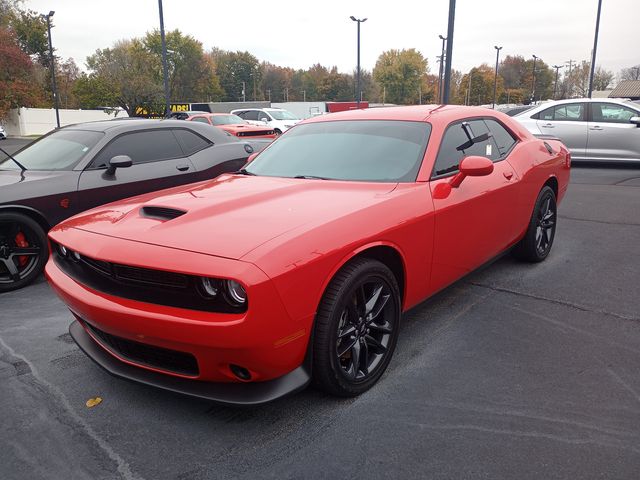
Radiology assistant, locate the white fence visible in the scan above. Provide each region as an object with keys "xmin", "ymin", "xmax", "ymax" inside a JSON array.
[{"xmin": 4, "ymin": 107, "xmax": 128, "ymax": 136}]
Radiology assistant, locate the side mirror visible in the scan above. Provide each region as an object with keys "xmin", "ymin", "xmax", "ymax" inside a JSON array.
[
  {"xmin": 449, "ymin": 156, "xmax": 494, "ymax": 188},
  {"xmin": 106, "ymin": 155, "xmax": 133, "ymax": 175},
  {"xmin": 260, "ymin": 117, "xmax": 269, "ymax": 123},
  {"xmin": 246, "ymin": 152, "xmax": 258, "ymax": 164},
  {"xmin": 629, "ymin": 116, "xmax": 640, "ymax": 127}
]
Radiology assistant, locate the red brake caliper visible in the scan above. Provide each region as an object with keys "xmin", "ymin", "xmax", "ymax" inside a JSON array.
[{"xmin": 15, "ymin": 231, "xmax": 29, "ymax": 267}]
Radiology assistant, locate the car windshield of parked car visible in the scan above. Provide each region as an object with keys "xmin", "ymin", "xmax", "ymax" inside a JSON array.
[
  {"xmin": 0, "ymin": 129, "xmax": 104, "ymax": 171},
  {"xmin": 244, "ymin": 120, "xmax": 431, "ymax": 182},
  {"xmin": 211, "ymin": 114, "xmax": 246, "ymax": 125},
  {"xmin": 267, "ymin": 110, "xmax": 299, "ymax": 121}
]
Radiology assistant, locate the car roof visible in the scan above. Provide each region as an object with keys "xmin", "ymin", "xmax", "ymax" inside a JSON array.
[
  {"xmin": 300, "ymin": 104, "xmax": 501, "ymax": 124},
  {"xmin": 61, "ymin": 118, "xmax": 198, "ymax": 133}
]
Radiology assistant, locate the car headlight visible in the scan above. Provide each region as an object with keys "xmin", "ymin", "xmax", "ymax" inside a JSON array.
[
  {"xmin": 58, "ymin": 244, "xmax": 68, "ymax": 257},
  {"xmin": 199, "ymin": 277, "xmax": 220, "ymax": 297},
  {"xmin": 225, "ymin": 280, "xmax": 247, "ymax": 306}
]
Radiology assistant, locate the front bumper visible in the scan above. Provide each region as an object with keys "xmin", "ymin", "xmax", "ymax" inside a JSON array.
[{"xmin": 70, "ymin": 320, "xmax": 310, "ymax": 406}]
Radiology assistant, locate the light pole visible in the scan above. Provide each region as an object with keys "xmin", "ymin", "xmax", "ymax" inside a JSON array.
[
  {"xmin": 42, "ymin": 11, "xmax": 60, "ymax": 128},
  {"xmin": 566, "ymin": 59, "xmax": 575, "ymax": 98},
  {"xmin": 531, "ymin": 54, "xmax": 538, "ymax": 103},
  {"xmin": 157, "ymin": 0, "xmax": 170, "ymax": 117},
  {"xmin": 350, "ymin": 16, "xmax": 367, "ymax": 108},
  {"xmin": 552, "ymin": 65, "xmax": 563, "ymax": 99},
  {"xmin": 588, "ymin": 0, "xmax": 603, "ymax": 98},
  {"xmin": 438, "ymin": 35, "xmax": 446, "ymax": 103},
  {"xmin": 492, "ymin": 45, "xmax": 502, "ymax": 108},
  {"xmin": 442, "ymin": 0, "xmax": 456, "ymax": 104},
  {"xmin": 466, "ymin": 70, "xmax": 473, "ymax": 105}
]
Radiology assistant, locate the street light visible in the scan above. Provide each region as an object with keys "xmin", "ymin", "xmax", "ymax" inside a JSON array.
[
  {"xmin": 350, "ymin": 16, "xmax": 367, "ymax": 108},
  {"xmin": 552, "ymin": 65, "xmax": 564, "ymax": 99},
  {"xmin": 531, "ymin": 54, "xmax": 538, "ymax": 103},
  {"xmin": 587, "ymin": 0, "xmax": 603, "ymax": 98},
  {"xmin": 157, "ymin": 0, "xmax": 170, "ymax": 117},
  {"xmin": 492, "ymin": 45, "xmax": 502, "ymax": 108},
  {"xmin": 438, "ymin": 35, "xmax": 447, "ymax": 103},
  {"xmin": 42, "ymin": 11, "xmax": 60, "ymax": 128}
]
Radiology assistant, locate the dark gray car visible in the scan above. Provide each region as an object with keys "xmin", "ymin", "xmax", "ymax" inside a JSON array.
[{"xmin": 0, "ymin": 119, "xmax": 267, "ymax": 292}]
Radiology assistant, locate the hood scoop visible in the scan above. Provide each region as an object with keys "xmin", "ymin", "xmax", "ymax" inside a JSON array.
[{"xmin": 140, "ymin": 206, "xmax": 187, "ymax": 221}]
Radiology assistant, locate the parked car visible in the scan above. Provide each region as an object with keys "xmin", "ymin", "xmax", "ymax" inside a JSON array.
[
  {"xmin": 188, "ymin": 113, "xmax": 277, "ymax": 139},
  {"xmin": 0, "ymin": 125, "xmax": 6, "ymax": 140},
  {"xmin": 46, "ymin": 105, "xmax": 570, "ymax": 405},
  {"xmin": 514, "ymin": 98, "xmax": 640, "ymax": 162},
  {"xmin": 0, "ymin": 119, "xmax": 268, "ymax": 292},
  {"xmin": 497, "ymin": 105, "xmax": 534, "ymax": 117},
  {"xmin": 230, "ymin": 108, "xmax": 300, "ymax": 134}
]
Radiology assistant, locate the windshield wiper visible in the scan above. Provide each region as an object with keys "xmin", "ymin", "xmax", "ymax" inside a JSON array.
[
  {"xmin": 293, "ymin": 175, "xmax": 329, "ymax": 180},
  {"xmin": 0, "ymin": 147, "xmax": 27, "ymax": 171},
  {"xmin": 234, "ymin": 168, "xmax": 256, "ymax": 176}
]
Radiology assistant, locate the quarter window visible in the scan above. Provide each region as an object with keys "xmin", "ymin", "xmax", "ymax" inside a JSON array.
[
  {"xmin": 190, "ymin": 117, "xmax": 210, "ymax": 124},
  {"xmin": 591, "ymin": 103, "xmax": 638, "ymax": 123},
  {"xmin": 91, "ymin": 130, "xmax": 183, "ymax": 168},
  {"xmin": 433, "ymin": 119, "xmax": 499, "ymax": 177},
  {"xmin": 173, "ymin": 129, "xmax": 212, "ymax": 156},
  {"xmin": 538, "ymin": 103, "xmax": 585, "ymax": 122}
]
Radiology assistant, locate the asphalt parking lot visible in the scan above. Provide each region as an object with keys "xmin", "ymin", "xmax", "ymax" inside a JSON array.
[{"xmin": 1, "ymin": 139, "xmax": 639, "ymax": 478}]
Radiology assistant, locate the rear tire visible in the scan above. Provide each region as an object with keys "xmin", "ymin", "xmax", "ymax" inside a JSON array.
[
  {"xmin": 512, "ymin": 186, "xmax": 557, "ymax": 262},
  {"xmin": 0, "ymin": 212, "xmax": 48, "ymax": 293},
  {"xmin": 312, "ymin": 258, "xmax": 401, "ymax": 397}
]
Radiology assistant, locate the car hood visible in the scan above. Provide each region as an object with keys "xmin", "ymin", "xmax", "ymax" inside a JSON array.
[{"xmin": 60, "ymin": 174, "xmax": 398, "ymax": 260}]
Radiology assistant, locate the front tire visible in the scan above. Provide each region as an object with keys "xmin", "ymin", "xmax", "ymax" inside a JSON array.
[
  {"xmin": 512, "ymin": 186, "xmax": 557, "ymax": 262},
  {"xmin": 0, "ymin": 213, "xmax": 48, "ymax": 292},
  {"xmin": 312, "ymin": 258, "xmax": 401, "ymax": 397}
]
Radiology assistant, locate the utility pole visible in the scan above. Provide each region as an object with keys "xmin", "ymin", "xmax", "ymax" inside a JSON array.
[
  {"xmin": 531, "ymin": 54, "xmax": 538, "ymax": 103},
  {"xmin": 241, "ymin": 81, "xmax": 246, "ymax": 102},
  {"xmin": 350, "ymin": 16, "xmax": 367, "ymax": 108},
  {"xmin": 43, "ymin": 11, "xmax": 60, "ymax": 128},
  {"xmin": 566, "ymin": 59, "xmax": 575, "ymax": 98},
  {"xmin": 438, "ymin": 35, "xmax": 446, "ymax": 103},
  {"xmin": 442, "ymin": 0, "xmax": 456, "ymax": 104},
  {"xmin": 552, "ymin": 65, "xmax": 563, "ymax": 99},
  {"xmin": 588, "ymin": 0, "xmax": 603, "ymax": 98},
  {"xmin": 466, "ymin": 70, "xmax": 472, "ymax": 105},
  {"xmin": 492, "ymin": 45, "xmax": 502, "ymax": 109},
  {"xmin": 303, "ymin": 90, "xmax": 306, "ymax": 102},
  {"xmin": 157, "ymin": 0, "xmax": 171, "ymax": 117}
]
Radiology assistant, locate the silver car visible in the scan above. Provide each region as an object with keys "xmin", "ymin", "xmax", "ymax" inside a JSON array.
[
  {"xmin": 514, "ymin": 98, "xmax": 640, "ymax": 162},
  {"xmin": 0, "ymin": 125, "xmax": 6, "ymax": 140}
]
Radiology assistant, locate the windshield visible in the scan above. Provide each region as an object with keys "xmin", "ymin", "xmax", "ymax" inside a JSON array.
[
  {"xmin": 0, "ymin": 129, "xmax": 104, "ymax": 171},
  {"xmin": 245, "ymin": 120, "xmax": 431, "ymax": 182},
  {"xmin": 267, "ymin": 110, "xmax": 299, "ymax": 121},
  {"xmin": 211, "ymin": 114, "xmax": 246, "ymax": 125}
]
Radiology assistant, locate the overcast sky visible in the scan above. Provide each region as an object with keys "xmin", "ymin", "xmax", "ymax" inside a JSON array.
[{"xmin": 25, "ymin": 0, "xmax": 639, "ymax": 78}]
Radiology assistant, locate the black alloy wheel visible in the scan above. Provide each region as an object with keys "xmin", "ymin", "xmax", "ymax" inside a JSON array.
[
  {"xmin": 0, "ymin": 213, "xmax": 48, "ymax": 293},
  {"xmin": 512, "ymin": 185, "xmax": 557, "ymax": 262},
  {"xmin": 313, "ymin": 258, "xmax": 401, "ymax": 396}
]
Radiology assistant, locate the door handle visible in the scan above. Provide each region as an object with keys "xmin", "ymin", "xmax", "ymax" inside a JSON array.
[
  {"xmin": 541, "ymin": 123, "xmax": 554, "ymax": 128},
  {"xmin": 176, "ymin": 164, "xmax": 190, "ymax": 171},
  {"xmin": 503, "ymin": 171, "xmax": 514, "ymax": 180},
  {"xmin": 589, "ymin": 126, "xmax": 604, "ymax": 131}
]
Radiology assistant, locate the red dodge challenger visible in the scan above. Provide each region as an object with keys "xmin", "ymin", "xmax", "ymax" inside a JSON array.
[
  {"xmin": 188, "ymin": 113, "xmax": 277, "ymax": 139},
  {"xmin": 45, "ymin": 105, "xmax": 570, "ymax": 405}
]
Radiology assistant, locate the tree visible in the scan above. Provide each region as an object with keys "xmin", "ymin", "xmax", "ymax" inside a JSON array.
[
  {"xmin": 373, "ymin": 49, "xmax": 428, "ymax": 104},
  {"xmin": 0, "ymin": 26, "xmax": 44, "ymax": 118},
  {"xmin": 212, "ymin": 49, "xmax": 261, "ymax": 102},
  {"xmin": 620, "ymin": 64, "xmax": 640, "ymax": 81},
  {"xmin": 145, "ymin": 29, "xmax": 223, "ymax": 102},
  {"xmin": 592, "ymin": 66, "xmax": 614, "ymax": 91},
  {"xmin": 85, "ymin": 39, "xmax": 162, "ymax": 116},
  {"xmin": 56, "ymin": 57, "xmax": 80, "ymax": 109},
  {"xmin": 455, "ymin": 64, "xmax": 503, "ymax": 106}
]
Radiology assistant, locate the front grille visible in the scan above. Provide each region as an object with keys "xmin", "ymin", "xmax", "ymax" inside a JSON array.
[
  {"xmin": 51, "ymin": 242, "xmax": 246, "ymax": 314},
  {"xmin": 85, "ymin": 321, "xmax": 199, "ymax": 376}
]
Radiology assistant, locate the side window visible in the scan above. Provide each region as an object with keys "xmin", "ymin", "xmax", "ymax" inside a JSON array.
[
  {"xmin": 173, "ymin": 129, "xmax": 212, "ymax": 156},
  {"xmin": 258, "ymin": 112, "xmax": 271, "ymax": 122},
  {"xmin": 244, "ymin": 110, "xmax": 260, "ymax": 121},
  {"xmin": 91, "ymin": 130, "xmax": 183, "ymax": 168},
  {"xmin": 190, "ymin": 117, "xmax": 210, "ymax": 124},
  {"xmin": 433, "ymin": 119, "xmax": 498, "ymax": 177},
  {"xmin": 592, "ymin": 103, "xmax": 638, "ymax": 123},
  {"xmin": 541, "ymin": 103, "xmax": 585, "ymax": 122},
  {"xmin": 483, "ymin": 119, "xmax": 517, "ymax": 158}
]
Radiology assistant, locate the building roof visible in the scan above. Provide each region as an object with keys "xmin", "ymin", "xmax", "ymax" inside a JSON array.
[{"xmin": 609, "ymin": 80, "xmax": 640, "ymax": 99}]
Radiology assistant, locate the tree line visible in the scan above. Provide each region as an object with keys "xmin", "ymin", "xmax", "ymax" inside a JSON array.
[{"xmin": 1, "ymin": 0, "xmax": 637, "ymax": 120}]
